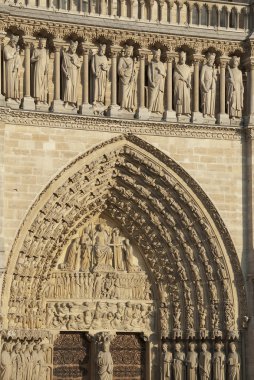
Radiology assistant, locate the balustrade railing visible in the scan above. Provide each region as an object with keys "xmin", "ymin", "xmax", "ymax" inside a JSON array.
[{"xmin": 1, "ymin": 0, "xmax": 250, "ymax": 32}]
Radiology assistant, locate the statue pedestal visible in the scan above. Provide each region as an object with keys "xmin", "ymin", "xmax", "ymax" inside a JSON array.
[
  {"xmin": 217, "ymin": 113, "xmax": 230, "ymax": 125},
  {"xmin": 136, "ymin": 107, "xmax": 150, "ymax": 120},
  {"xmin": 79, "ymin": 103, "xmax": 95, "ymax": 116},
  {"xmin": 35, "ymin": 103, "xmax": 49, "ymax": 112},
  {"xmin": 0, "ymin": 94, "xmax": 6, "ymax": 107},
  {"xmin": 107, "ymin": 104, "xmax": 120, "ymax": 117},
  {"xmin": 164, "ymin": 110, "xmax": 177, "ymax": 122},
  {"xmin": 246, "ymin": 114, "xmax": 254, "ymax": 126},
  {"xmin": 22, "ymin": 96, "xmax": 36, "ymax": 111},
  {"xmin": 191, "ymin": 112, "xmax": 203, "ymax": 124},
  {"xmin": 51, "ymin": 100, "xmax": 65, "ymax": 113},
  {"xmin": 177, "ymin": 114, "xmax": 191, "ymax": 123},
  {"xmin": 6, "ymin": 98, "xmax": 20, "ymax": 110}
]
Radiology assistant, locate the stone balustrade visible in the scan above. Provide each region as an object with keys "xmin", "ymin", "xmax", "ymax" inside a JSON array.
[
  {"xmin": 0, "ymin": 32, "xmax": 253, "ymax": 126},
  {"xmin": 1, "ymin": 0, "xmax": 249, "ymax": 31}
]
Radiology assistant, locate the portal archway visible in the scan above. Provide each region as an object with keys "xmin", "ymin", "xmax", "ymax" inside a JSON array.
[{"xmin": 1, "ymin": 134, "xmax": 247, "ymax": 379}]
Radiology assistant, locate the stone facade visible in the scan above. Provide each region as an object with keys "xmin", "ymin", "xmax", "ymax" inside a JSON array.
[{"xmin": 0, "ymin": 0, "xmax": 254, "ymax": 379}]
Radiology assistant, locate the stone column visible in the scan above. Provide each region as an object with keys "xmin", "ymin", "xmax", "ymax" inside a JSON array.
[
  {"xmin": 248, "ymin": 57, "xmax": 254, "ymax": 124},
  {"xmin": 137, "ymin": 49, "xmax": 149, "ymax": 119},
  {"xmin": 51, "ymin": 40, "xmax": 65, "ymax": 112},
  {"xmin": 0, "ymin": 31, "xmax": 6, "ymax": 107},
  {"xmin": 140, "ymin": 0, "xmax": 145, "ymax": 20},
  {"xmin": 107, "ymin": 45, "xmax": 121, "ymax": 117},
  {"xmin": 217, "ymin": 55, "xmax": 230, "ymax": 124},
  {"xmin": 120, "ymin": 0, "xmax": 126, "ymax": 17},
  {"xmin": 192, "ymin": 53, "xmax": 203, "ymax": 123},
  {"xmin": 164, "ymin": 51, "xmax": 176, "ymax": 121},
  {"xmin": 22, "ymin": 36, "xmax": 36, "ymax": 110},
  {"xmin": 79, "ymin": 43, "xmax": 93, "ymax": 115},
  {"xmin": 159, "ymin": 0, "xmax": 167, "ymax": 22}
]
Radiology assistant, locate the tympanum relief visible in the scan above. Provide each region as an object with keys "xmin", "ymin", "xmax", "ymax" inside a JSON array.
[{"xmin": 22, "ymin": 220, "xmax": 156, "ymax": 335}]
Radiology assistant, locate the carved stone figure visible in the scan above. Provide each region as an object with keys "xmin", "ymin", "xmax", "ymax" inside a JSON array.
[
  {"xmin": 186, "ymin": 343, "xmax": 198, "ymax": 380},
  {"xmin": 226, "ymin": 56, "xmax": 244, "ymax": 119},
  {"xmin": 97, "ymin": 338, "xmax": 113, "ymax": 380},
  {"xmin": 118, "ymin": 45, "xmax": 137, "ymax": 112},
  {"xmin": 80, "ymin": 227, "xmax": 92, "ymax": 271},
  {"xmin": 91, "ymin": 44, "xmax": 109, "ymax": 105},
  {"xmin": 62, "ymin": 40, "xmax": 81, "ymax": 109},
  {"xmin": 3, "ymin": 35, "xmax": 21, "ymax": 103},
  {"xmin": 94, "ymin": 224, "xmax": 113, "ymax": 268},
  {"xmin": 213, "ymin": 343, "xmax": 225, "ymax": 380},
  {"xmin": 31, "ymin": 38, "xmax": 49, "ymax": 105},
  {"xmin": 173, "ymin": 51, "xmax": 191, "ymax": 116},
  {"xmin": 227, "ymin": 343, "xmax": 240, "ymax": 380},
  {"xmin": 147, "ymin": 49, "xmax": 166, "ymax": 114},
  {"xmin": 64, "ymin": 238, "xmax": 80, "ymax": 270},
  {"xmin": 199, "ymin": 343, "xmax": 211, "ymax": 380},
  {"xmin": 200, "ymin": 53, "xmax": 217, "ymax": 118},
  {"xmin": 1, "ymin": 342, "xmax": 12, "ymax": 380},
  {"xmin": 173, "ymin": 343, "xmax": 185, "ymax": 380},
  {"xmin": 112, "ymin": 228, "xmax": 124, "ymax": 271},
  {"xmin": 162, "ymin": 343, "xmax": 172, "ymax": 380},
  {"xmin": 123, "ymin": 239, "xmax": 138, "ymax": 272}
]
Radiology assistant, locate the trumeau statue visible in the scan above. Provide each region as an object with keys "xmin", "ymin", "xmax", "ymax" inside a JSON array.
[
  {"xmin": 62, "ymin": 40, "xmax": 81, "ymax": 109},
  {"xmin": 118, "ymin": 45, "xmax": 137, "ymax": 112},
  {"xmin": 173, "ymin": 343, "xmax": 185, "ymax": 380},
  {"xmin": 162, "ymin": 343, "xmax": 172, "ymax": 380},
  {"xmin": 147, "ymin": 48, "xmax": 166, "ymax": 114},
  {"xmin": 226, "ymin": 56, "xmax": 244, "ymax": 119},
  {"xmin": 97, "ymin": 337, "xmax": 113, "ymax": 380},
  {"xmin": 31, "ymin": 38, "xmax": 49, "ymax": 105},
  {"xmin": 199, "ymin": 343, "xmax": 211, "ymax": 380},
  {"xmin": 3, "ymin": 35, "xmax": 21, "ymax": 103},
  {"xmin": 91, "ymin": 44, "xmax": 109, "ymax": 106},
  {"xmin": 173, "ymin": 51, "xmax": 191, "ymax": 116},
  {"xmin": 200, "ymin": 52, "xmax": 217, "ymax": 118},
  {"xmin": 227, "ymin": 342, "xmax": 240, "ymax": 380},
  {"xmin": 213, "ymin": 342, "xmax": 225, "ymax": 380},
  {"xmin": 186, "ymin": 343, "xmax": 198, "ymax": 380}
]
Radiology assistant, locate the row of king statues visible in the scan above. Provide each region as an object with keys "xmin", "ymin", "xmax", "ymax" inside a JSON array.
[{"xmin": 3, "ymin": 35, "xmax": 244, "ymax": 121}]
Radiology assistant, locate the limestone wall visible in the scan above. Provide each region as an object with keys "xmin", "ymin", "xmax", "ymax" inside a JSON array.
[{"xmin": 0, "ymin": 117, "xmax": 246, "ymax": 279}]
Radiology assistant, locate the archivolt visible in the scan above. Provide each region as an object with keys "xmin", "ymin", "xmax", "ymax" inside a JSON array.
[{"xmin": 2, "ymin": 134, "xmax": 247, "ymax": 338}]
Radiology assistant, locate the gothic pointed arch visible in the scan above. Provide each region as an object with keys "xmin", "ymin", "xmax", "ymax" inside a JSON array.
[{"xmin": 1, "ymin": 134, "xmax": 247, "ymax": 342}]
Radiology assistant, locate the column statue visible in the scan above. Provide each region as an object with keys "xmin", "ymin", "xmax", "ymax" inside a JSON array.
[
  {"xmin": 213, "ymin": 342, "xmax": 225, "ymax": 380},
  {"xmin": 31, "ymin": 38, "xmax": 49, "ymax": 106},
  {"xmin": 91, "ymin": 43, "xmax": 109, "ymax": 106},
  {"xmin": 162, "ymin": 343, "xmax": 172, "ymax": 380},
  {"xmin": 147, "ymin": 48, "xmax": 166, "ymax": 114},
  {"xmin": 173, "ymin": 51, "xmax": 191, "ymax": 116},
  {"xmin": 186, "ymin": 343, "xmax": 198, "ymax": 380},
  {"xmin": 97, "ymin": 338, "xmax": 113, "ymax": 380},
  {"xmin": 118, "ymin": 45, "xmax": 137, "ymax": 112},
  {"xmin": 173, "ymin": 343, "xmax": 185, "ymax": 380},
  {"xmin": 62, "ymin": 40, "xmax": 81, "ymax": 109},
  {"xmin": 227, "ymin": 342, "xmax": 240, "ymax": 380},
  {"xmin": 3, "ymin": 34, "xmax": 21, "ymax": 104},
  {"xmin": 200, "ymin": 52, "xmax": 217, "ymax": 118},
  {"xmin": 199, "ymin": 343, "xmax": 211, "ymax": 380},
  {"xmin": 226, "ymin": 56, "xmax": 244, "ymax": 120},
  {"xmin": 0, "ymin": 342, "xmax": 12, "ymax": 380}
]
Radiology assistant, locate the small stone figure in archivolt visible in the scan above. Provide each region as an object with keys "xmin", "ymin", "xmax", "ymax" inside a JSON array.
[
  {"xmin": 226, "ymin": 56, "xmax": 244, "ymax": 120},
  {"xmin": 62, "ymin": 40, "xmax": 81, "ymax": 109}
]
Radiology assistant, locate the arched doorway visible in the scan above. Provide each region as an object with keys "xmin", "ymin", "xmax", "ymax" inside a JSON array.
[{"xmin": 1, "ymin": 134, "xmax": 247, "ymax": 379}]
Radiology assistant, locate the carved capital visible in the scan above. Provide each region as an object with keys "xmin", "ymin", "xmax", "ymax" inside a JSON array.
[
  {"xmin": 52, "ymin": 39, "xmax": 65, "ymax": 52},
  {"xmin": 138, "ymin": 48, "xmax": 150, "ymax": 60},
  {"xmin": 192, "ymin": 54, "xmax": 204, "ymax": 65},
  {"xmin": 166, "ymin": 51, "xmax": 177, "ymax": 64},
  {"xmin": 219, "ymin": 55, "xmax": 230, "ymax": 68},
  {"xmin": 110, "ymin": 45, "xmax": 122, "ymax": 58},
  {"xmin": 81, "ymin": 42, "xmax": 91, "ymax": 55},
  {"xmin": 23, "ymin": 35, "xmax": 36, "ymax": 48}
]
